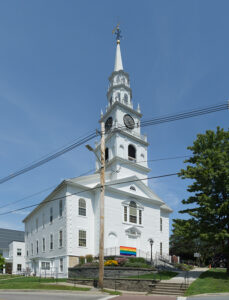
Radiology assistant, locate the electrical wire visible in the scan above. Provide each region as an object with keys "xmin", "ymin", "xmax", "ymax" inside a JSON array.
[
  {"xmin": 0, "ymin": 155, "xmax": 188, "ymax": 211},
  {"xmin": 0, "ymin": 131, "xmax": 97, "ymax": 185},
  {"xmin": 0, "ymin": 168, "xmax": 95, "ymax": 211},
  {"xmin": 0, "ymin": 172, "xmax": 178, "ymax": 216},
  {"xmin": 0, "ymin": 102, "xmax": 227, "ymax": 185}
]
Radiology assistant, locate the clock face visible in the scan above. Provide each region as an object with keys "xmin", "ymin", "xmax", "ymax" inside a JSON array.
[
  {"xmin": 123, "ymin": 114, "xmax": 135, "ymax": 129},
  {"xmin": 105, "ymin": 117, "xmax": 113, "ymax": 133}
]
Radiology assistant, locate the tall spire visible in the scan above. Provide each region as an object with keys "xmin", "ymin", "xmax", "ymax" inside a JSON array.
[{"xmin": 113, "ymin": 24, "xmax": 123, "ymax": 71}]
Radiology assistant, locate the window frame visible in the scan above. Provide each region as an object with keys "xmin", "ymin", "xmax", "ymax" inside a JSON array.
[
  {"xmin": 50, "ymin": 207, "xmax": 53, "ymax": 224},
  {"xmin": 42, "ymin": 237, "xmax": 46, "ymax": 252},
  {"xmin": 17, "ymin": 248, "xmax": 22, "ymax": 256},
  {"xmin": 78, "ymin": 199, "xmax": 86, "ymax": 216},
  {"xmin": 59, "ymin": 230, "xmax": 63, "ymax": 248},
  {"xmin": 78, "ymin": 230, "xmax": 86, "ymax": 247},
  {"xmin": 59, "ymin": 200, "xmax": 63, "ymax": 218},
  {"xmin": 50, "ymin": 234, "xmax": 53, "ymax": 250}
]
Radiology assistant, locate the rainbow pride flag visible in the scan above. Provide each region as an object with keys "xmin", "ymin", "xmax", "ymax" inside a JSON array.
[{"xmin": 120, "ymin": 246, "xmax": 136, "ymax": 256}]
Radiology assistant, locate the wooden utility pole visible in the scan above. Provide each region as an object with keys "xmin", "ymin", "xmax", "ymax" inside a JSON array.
[{"xmin": 98, "ymin": 121, "xmax": 105, "ymax": 288}]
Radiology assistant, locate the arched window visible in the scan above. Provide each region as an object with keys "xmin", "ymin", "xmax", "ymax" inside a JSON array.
[
  {"xmin": 128, "ymin": 145, "xmax": 136, "ymax": 162},
  {"xmin": 79, "ymin": 199, "xmax": 86, "ymax": 216},
  {"xmin": 105, "ymin": 148, "xmax": 109, "ymax": 161},
  {"xmin": 115, "ymin": 92, "xmax": 121, "ymax": 101},
  {"xmin": 109, "ymin": 97, "xmax": 112, "ymax": 106},
  {"xmin": 129, "ymin": 201, "xmax": 137, "ymax": 223},
  {"xmin": 124, "ymin": 93, "xmax": 128, "ymax": 104}
]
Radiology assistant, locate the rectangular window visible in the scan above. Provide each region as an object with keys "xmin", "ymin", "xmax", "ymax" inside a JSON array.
[
  {"xmin": 124, "ymin": 206, "xmax": 127, "ymax": 222},
  {"xmin": 129, "ymin": 207, "xmax": 137, "ymax": 223},
  {"xmin": 42, "ymin": 213, "xmax": 45, "ymax": 228},
  {"xmin": 41, "ymin": 262, "xmax": 50, "ymax": 270},
  {"xmin": 160, "ymin": 218, "xmax": 162, "ymax": 231},
  {"xmin": 42, "ymin": 238, "xmax": 45, "ymax": 252},
  {"xmin": 36, "ymin": 240, "xmax": 39, "ymax": 254},
  {"xmin": 50, "ymin": 234, "xmax": 53, "ymax": 250},
  {"xmin": 139, "ymin": 210, "xmax": 142, "ymax": 225},
  {"xmin": 78, "ymin": 230, "xmax": 86, "ymax": 247},
  {"xmin": 17, "ymin": 248, "xmax": 22, "ymax": 256},
  {"xmin": 78, "ymin": 199, "xmax": 86, "ymax": 216},
  {"xmin": 160, "ymin": 242, "xmax": 162, "ymax": 256},
  {"xmin": 60, "ymin": 258, "xmax": 63, "ymax": 272},
  {"xmin": 17, "ymin": 264, "xmax": 22, "ymax": 272},
  {"xmin": 59, "ymin": 230, "xmax": 63, "ymax": 248},
  {"xmin": 36, "ymin": 218, "xmax": 38, "ymax": 232},
  {"xmin": 27, "ymin": 250, "xmax": 28, "ymax": 257},
  {"xmin": 31, "ymin": 243, "xmax": 33, "ymax": 255},
  {"xmin": 50, "ymin": 207, "xmax": 53, "ymax": 223},
  {"xmin": 59, "ymin": 200, "xmax": 63, "ymax": 217}
]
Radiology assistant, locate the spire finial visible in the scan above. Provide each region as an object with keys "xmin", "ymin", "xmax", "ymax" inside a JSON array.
[
  {"xmin": 113, "ymin": 24, "xmax": 123, "ymax": 71},
  {"xmin": 112, "ymin": 23, "xmax": 122, "ymax": 44}
]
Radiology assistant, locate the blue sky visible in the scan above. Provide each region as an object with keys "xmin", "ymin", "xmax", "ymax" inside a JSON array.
[{"xmin": 0, "ymin": 0, "xmax": 228, "ymax": 232}]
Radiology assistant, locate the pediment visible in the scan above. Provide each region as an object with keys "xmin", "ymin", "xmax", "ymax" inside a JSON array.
[{"xmin": 106, "ymin": 175, "xmax": 165, "ymax": 206}]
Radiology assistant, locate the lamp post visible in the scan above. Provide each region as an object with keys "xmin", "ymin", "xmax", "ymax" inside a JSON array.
[
  {"xmin": 149, "ymin": 239, "xmax": 154, "ymax": 265},
  {"xmin": 85, "ymin": 121, "xmax": 105, "ymax": 289}
]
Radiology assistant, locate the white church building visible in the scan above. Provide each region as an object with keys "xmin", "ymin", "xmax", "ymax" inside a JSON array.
[{"xmin": 23, "ymin": 30, "xmax": 172, "ymax": 277}]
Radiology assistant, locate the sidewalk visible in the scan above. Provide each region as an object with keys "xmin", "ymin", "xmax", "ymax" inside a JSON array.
[{"xmin": 161, "ymin": 267, "xmax": 208, "ymax": 284}]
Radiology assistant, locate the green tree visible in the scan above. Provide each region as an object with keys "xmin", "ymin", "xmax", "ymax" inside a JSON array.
[
  {"xmin": 179, "ymin": 127, "xmax": 229, "ymax": 273},
  {"xmin": 170, "ymin": 219, "xmax": 219, "ymax": 265},
  {"xmin": 0, "ymin": 254, "xmax": 5, "ymax": 270}
]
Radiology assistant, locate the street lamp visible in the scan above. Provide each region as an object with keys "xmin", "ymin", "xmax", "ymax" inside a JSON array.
[
  {"xmin": 85, "ymin": 145, "xmax": 101, "ymax": 164},
  {"xmin": 149, "ymin": 239, "xmax": 154, "ymax": 265}
]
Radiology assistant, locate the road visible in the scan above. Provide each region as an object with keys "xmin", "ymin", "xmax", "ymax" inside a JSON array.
[
  {"xmin": 187, "ymin": 296, "xmax": 229, "ymax": 300},
  {"xmin": 0, "ymin": 291, "xmax": 113, "ymax": 300}
]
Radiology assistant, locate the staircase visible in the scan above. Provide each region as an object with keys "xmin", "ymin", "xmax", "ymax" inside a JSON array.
[{"xmin": 149, "ymin": 282, "xmax": 189, "ymax": 296}]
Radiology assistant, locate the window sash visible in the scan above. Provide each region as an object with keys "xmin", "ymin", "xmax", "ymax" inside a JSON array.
[
  {"xmin": 139, "ymin": 210, "xmax": 142, "ymax": 225},
  {"xmin": 50, "ymin": 235, "xmax": 53, "ymax": 250},
  {"xmin": 50, "ymin": 208, "xmax": 53, "ymax": 223},
  {"xmin": 59, "ymin": 231, "xmax": 63, "ymax": 247},
  {"xmin": 60, "ymin": 258, "xmax": 63, "ymax": 272},
  {"xmin": 79, "ymin": 230, "xmax": 86, "ymax": 247},
  {"xmin": 124, "ymin": 206, "xmax": 127, "ymax": 222},
  {"xmin": 59, "ymin": 200, "xmax": 63, "ymax": 217},
  {"xmin": 17, "ymin": 264, "xmax": 22, "ymax": 271},
  {"xmin": 79, "ymin": 199, "xmax": 86, "ymax": 216},
  {"xmin": 17, "ymin": 248, "xmax": 22, "ymax": 256},
  {"xmin": 43, "ymin": 238, "xmax": 45, "ymax": 252}
]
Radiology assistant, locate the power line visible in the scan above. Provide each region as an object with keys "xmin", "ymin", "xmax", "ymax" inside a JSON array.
[
  {"xmin": 0, "ymin": 131, "xmax": 97, "ymax": 185},
  {"xmin": 0, "ymin": 102, "xmax": 227, "ymax": 185},
  {"xmin": 0, "ymin": 172, "xmax": 178, "ymax": 216},
  {"xmin": 0, "ymin": 155, "xmax": 187, "ymax": 211},
  {"xmin": 0, "ymin": 168, "xmax": 95, "ymax": 211}
]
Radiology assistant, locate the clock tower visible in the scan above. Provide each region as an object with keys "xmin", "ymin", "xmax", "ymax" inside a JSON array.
[{"xmin": 95, "ymin": 26, "xmax": 150, "ymax": 184}]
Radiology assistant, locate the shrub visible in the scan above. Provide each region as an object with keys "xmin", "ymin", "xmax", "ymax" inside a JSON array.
[
  {"xmin": 174, "ymin": 263, "xmax": 194, "ymax": 271},
  {"xmin": 128, "ymin": 257, "xmax": 146, "ymax": 264},
  {"xmin": 124, "ymin": 262, "xmax": 150, "ymax": 268},
  {"xmin": 85, "ymin": 254, "xmax": 93, "ymax": 263},
  {"xmin": 116, "ymin": 257, "xmax": 128, "ymax": 266},
  {"xmin": 79, "ymin": 256, "xmax": 85, "ymax": 265},
  {"xmin": 105, "ymin": 256, "xmax": 115, "ymax": 261},
  {"xmin": 104, "ymin": 260, "xmax": 118, "ymax": 266}
]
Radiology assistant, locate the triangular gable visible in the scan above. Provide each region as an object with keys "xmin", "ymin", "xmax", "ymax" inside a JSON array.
[{"xmin": 105, "ymin": 175, "xmax": 165, "ymax": 205}]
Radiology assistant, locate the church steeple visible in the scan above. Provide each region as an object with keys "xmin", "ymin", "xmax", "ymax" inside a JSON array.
[{"xmin": 95, "ymin": 26, "xmax": 150, "ymax": 183}]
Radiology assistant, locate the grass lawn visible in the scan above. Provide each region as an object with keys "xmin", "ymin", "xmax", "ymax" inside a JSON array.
[
  {"xmin": 0, "ymin": 276, "xmax": 90, "ymax": 291},
  {"xmin": 185, "ymin": 268, "xmax": 229, "ymax": 296},
  {"xmin": 0, "ymin": 275, "xmax": 21, "ymax": 280},
  {"xmin": 126, "ymin": 271, "xmax": 178, "ymax": 280},
  {"xmin": 102, "ymin": 289, "xmax": 122, "ymax": 295}
]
